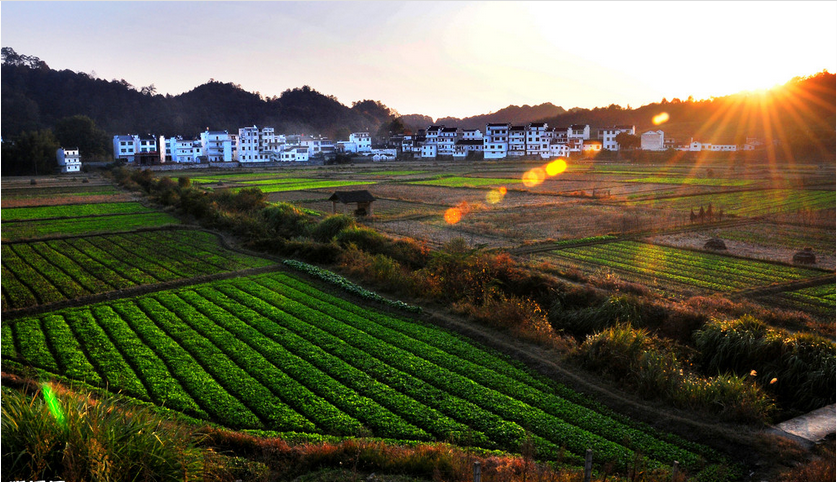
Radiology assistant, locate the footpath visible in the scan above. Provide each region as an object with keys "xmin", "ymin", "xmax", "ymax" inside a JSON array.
[{"xmin": 770, "ymin": 404, "xmax": 835, "ymax": 447}]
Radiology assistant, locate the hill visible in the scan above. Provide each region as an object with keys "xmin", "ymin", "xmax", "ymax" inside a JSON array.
[{"xmin": 435, "ymin": 102, "xmax": 567, "ymax": 130}]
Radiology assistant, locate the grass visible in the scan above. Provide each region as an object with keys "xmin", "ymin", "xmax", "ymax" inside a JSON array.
[
  {"xmin": 623, "ymin": 177, "xmax": 754, "ymax": 187},
  {"xmin": 408, "ymin": 177, "xmax": 522, "ymax": 188}
]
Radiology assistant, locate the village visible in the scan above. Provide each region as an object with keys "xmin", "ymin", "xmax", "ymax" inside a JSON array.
[{"xmin": 55, "ymin": 122, "xmax": 767, "ymax": 173}]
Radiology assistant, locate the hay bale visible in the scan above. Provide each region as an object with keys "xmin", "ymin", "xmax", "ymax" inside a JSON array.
[
  {"xmin": 793, "ymin": 247, "xmax": 816, "ymax": 265},
  {"xmin": 704, "ymin": 238, "xmax": 727, "ymax": 250}
]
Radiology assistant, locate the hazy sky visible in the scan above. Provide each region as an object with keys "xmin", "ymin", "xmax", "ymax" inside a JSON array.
[{"xmin": 2, "ymin": 1, "xmax": 835, "ymax": 120}]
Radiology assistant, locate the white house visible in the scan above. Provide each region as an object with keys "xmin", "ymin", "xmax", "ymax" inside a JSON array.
[
  {"xmin": 56, "ymin": 147, "xmax": 81, "ymax": 173},
  {"xmin": 281, "ymin": 147, "xmax": 310, "ymax": 162},
  {"xmin": 568, "ymin": 124, "xmax": 591, "ymax": 140},
  {"xmin": 425, "ymin": 126, "xmax": 443, "ymax": 148},
  {"xmin": 349, "ymin": 132, "xmax": 372, "ymax": 153},
  {"xmin": 581, "ymin": 139, "xmax": 603, "ymax": 154},
  {"xmin": 453, "ymin": 139, "xmax": 484, "ymax": 159},
  {"xmin": 508, "ymin": 125, "xmax": 527, "ymax": 157},
  {"xmin": 113, "ymin": 135, "xmax": 138, "ymax": 162},
  {"xmin": 199, "ymin": 130, "xmax": 234, "ymax": 162},
  {"xmin": 549, "ymin": 143, "xmax": 570, "ymax": 158},
  {"xmin": 526, "ymin": 123, "xmax": 550, "ymax": 158},
  {"xmin": 599, "ymin": 125, "xmax": 636, "ymax": 151},
  {"xmin": 462, "ymin": 129, "xmax": 483, "ymax": 140},
  {"xmin": 484, "ymin": 123, "xmax": 509, "ymax": 159},
  {"xmin": 420, "ymin": 143, "xmax": 437, "ymax": 158},
  {"xmin": 238, "ymin": 126, "xmax": 282, "ymax": 162},
  {"xmin": 641, "ymin": 130, "xmax": 666, "ymax": 151},
  {"xmin": 437, "ymin": 127, "xmax": 458, "ymax": 156}
]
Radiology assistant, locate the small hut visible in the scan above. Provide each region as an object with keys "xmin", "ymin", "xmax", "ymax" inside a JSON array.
[
  {"xmin": 704, "ymin": 238, "xmax": 727, "ymax": 250},
  {"xmin": 793, "ymin": 247, "xmax": 816, "ymax": 265},
  {"xmin": 328, "ymin": 190, "xmax": 376, "ymax": 216}
]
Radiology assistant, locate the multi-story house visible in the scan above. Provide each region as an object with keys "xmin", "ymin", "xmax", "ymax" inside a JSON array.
[
  {"xmin": 425, "ymin": 125, "xmax": 444, "ymax": 148},
  {"xmin": 281, "ymin": 147, "xmax": 310, "ymax": 162},
  {"xmin": 484, "ymin": 123, "xmax": 509, "ymax": 159},
  {"xmin": 199, "ymin": 130, "xmax": 234, "ymax": 162},
  {"xmin": 56, "ymin": 147, "xmax": 81, "ymax": 173},
  {"xmin": 238, "ymin": 126, "xmax": 282, "ymax": 162},
  {"xmin": 453, "ymin": 139, "xmax": 484, "ymax": 160},
  {"xmin": 420, "ymin": 143, "xmax": 437, "ymax": 158},
  {"xmin": 508, "ymin": 125, "xmax": 527, "ymax": 157},
  {"xmin": 599, "ymin": 125, "xmax": 636, "ymax": 151},
  {"xmin": 641, "ymin": 130, "xmax": 666, "ymax": 151},
  {"xmin": 568, "ymin": 124, "xmax": 590, "ymax": 140},
  {"xmin": 437, "ymin": 127, "xmax": 458, "ymax": 156},
  {"xmin": 526, "ymin": 123, "xmax": 549, "ymax": 158},
  {"xmin": 113, "ymin": 135, "xmax": 138, "ymax": 162},
  {"xmin": 461, "ymin": 129, "xmax": 483, "ymax": 141},
  {"xmin": 349, "ymin": 132, "xmax": 372, "ymax": 153}
]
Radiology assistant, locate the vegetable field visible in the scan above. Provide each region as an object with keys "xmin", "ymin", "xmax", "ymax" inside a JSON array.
[
  {"xmin": 1, "ymin": 212, "xmax": 181, "ymax": 241},
  {"xmin": 2, "ymin": 202, "xmax": 155, "ymax": 221},
  {"xmin": 764, "ymin": 283, "xmax": 836, "ymax": 316},
  {"xmin": 547, "ymin": 241, "xmax": 825, "ymax": 293},
  {"xmin": 408, "ymin": 176, "xmax": 522, "ymax": 188},
  {"xmin": 628, "ymin": 189, "xmax": 834, "ymax": 216},
  {"xmin": 1, "ymin": 271, "xmax": 716, "ymax": 470},
  {"xmin": 1, "ymin": 230, "xmax": 274, "ymax": 310}
]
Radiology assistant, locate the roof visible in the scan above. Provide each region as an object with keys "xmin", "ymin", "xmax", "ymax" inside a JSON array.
[
  {"xmin": 510, "ymin": 126, "xmax": 526, "ymax": 131},
  {"xmin": 441, "ymin": 127, "xmax": 458, "ymax": 133},
  {"xmin": 570, "ymin": 124, "xmax": 588, "ymax": 130},
  {"xmin": 456, "ymin": 140, "xmax": 484, "ymax": 146},
  {"xmin": 486, "ymin": 123, "xmax": 509, "ymax": 127},
  {"xmin": 529, "ymin": 123, "xmax": 547, "ymax": 128},
  {"xmin": 328, "ymin": 190, "xmax": 376, "ymax": 204}
]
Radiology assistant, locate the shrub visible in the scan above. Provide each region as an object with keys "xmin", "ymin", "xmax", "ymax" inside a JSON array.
[
  {"xmin": 310, "ymin": 214, "xmax": 356, "ymax": 242},
  {"xmin": 335, "ymin": 226, "xmax": 388, "ymax": 252},
  {"xmin": 262, "ymin": 202, "xmax": 313, "ymax": 238},
  {"xmin": 550, "ymin": 295, "xmax": 642, "ymax": 338},
  {"xmin": 1, "ymin": 383, "xmax": 205, "ymax": 482}
]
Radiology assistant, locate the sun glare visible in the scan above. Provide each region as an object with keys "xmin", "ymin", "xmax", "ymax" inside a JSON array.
[
  {"xmin": 522, "ymin": 168, "xmax": 546, "ymax": 187},
  {"xmin": 444, "ymin": 207, "xmax": 462, "ymax": 224},
  {"xmin": 546, "ymin": 159, "xmax": 567, "ymax": 176},
  {"xmin": 652, "ymin": 112, "xmax": 670, "ymax": 125}
]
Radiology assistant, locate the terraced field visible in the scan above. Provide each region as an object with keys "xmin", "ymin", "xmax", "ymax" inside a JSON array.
[
  {"xmin": 1, "ymin": 229, "xmax": 275, "ymax": 311},
  {"xmin": 544, "ymin": 241, "xmax": 825, "ymax": 293},
  {"xmin": 1, "ymin": 201, "xmax": 154, "ymax": 221},
  {"xmin": 1, "ymin": 270, "xmax": 720, "ymax": 472}
]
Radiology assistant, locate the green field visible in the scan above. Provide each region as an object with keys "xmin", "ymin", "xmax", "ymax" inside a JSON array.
[
  {"xmin": 408, "ymin": 176, "xmax": 522, "ymax": 188},
  {"xmin": 229, "ymin": 180, "xmax": 375, "ymax": 193},
  {"xmin": 629, "ymin": 189, "xmax": 835, "ymax": 216},
  {"xmin": 2, "ymin": 202, "xmax": 154, "ymax": 221},
  {"xmin": 1, "ymin": 230, "xmax": 274, "ymax": 311},
  {"xmin": 769, "ymin": 283, "xmax": 836, "ymax": 316},
  {"xmin": 0, "ymin": 212, "xmax": 181, "ymax": 241},
  {"xmin": 548, "ymin": 241, "xmax": 824, "ymax": 292},
  {"xmin": 0, "ymin": 185, "xmax": 121, "ymax": 200},
  {"xmin": 1, "ymin": 271, "xmax": 719, "ymax": 471},
  {"xmin": 623, "ymin": 177, "xmax": 754, "ymax": 187}
]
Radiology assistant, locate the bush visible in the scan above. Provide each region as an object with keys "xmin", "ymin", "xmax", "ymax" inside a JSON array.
[
  {"xmin": 335, "ymin": 226, "xmax": 388, "ymax": 252},
  {"xmin": 1, "ymin": 384, "xmax": 205, "ymax": 482},
  {"xmin": 262, "ymin": 202, "xmax": 314, "ymax": 238},
  {"xmin": 310, "ymin": 214, "xmax": 356, "ymax": 243},
  {"xmin": 550, "ymin": 295, "xmax": 642, "ymax": 337}
]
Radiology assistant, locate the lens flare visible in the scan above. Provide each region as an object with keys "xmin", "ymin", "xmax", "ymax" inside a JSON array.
[
  {"xmin": 486, "ymin": 189, "xmax": 505, "ymax": 204},
  {"xmin": 546, "ymin": 159, "xmax": 567, "ymax": 176},
  {"xmin": 444, "ymin": 207, "xmax": 462, "ymax": 224},
  {"xmin": 42, "ymin": 383, "xmax": 66, "ymax": 427},
  {"xmin": 499, "ymin": 186, "xmax": 507, "ymax": 195},
  {"xmin": 522, "ymin": 168, "xmax": 546, "ymax": 187},
  {"xmin": 652, "ymin": 112, "xmax": 670, "ymax": 125}
]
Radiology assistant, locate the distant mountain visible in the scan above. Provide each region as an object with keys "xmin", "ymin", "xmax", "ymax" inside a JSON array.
[
  {"xmin": 398, "ymin": 114, "xmax": 434, "ymax": 133},
  {"xmin": 435, "ymin": 103, "xmax": 567, "ymax": 130}
]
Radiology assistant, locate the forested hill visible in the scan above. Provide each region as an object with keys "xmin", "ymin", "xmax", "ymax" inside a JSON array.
[
  {"xmin": 541, "ymin": 72, "xmax": 836, "ymax": 156},
  {"xmin": 435, "ymin": 103, "xmax": 568, "ymax": 130},
  {"xmin": 1, "ymin": 48, "xmax": 396, "ymax": 140}
]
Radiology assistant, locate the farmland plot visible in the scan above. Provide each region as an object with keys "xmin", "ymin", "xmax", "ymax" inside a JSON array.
[
  {"xmin": 0, "ymin": 271, "xmax": 718, "ymax": 471},
  {"xmin": 0, "ymin": 212, "xmax": 181, "ymax": 241},
  {"xmin": 1, "ymin": 230, "xmax": 274, "ymax": 311},
  {"xmin": 543, "ymin": 241, "xmax": 826, "ymax": 293},
  {"xmin": 2, "ymin": 201, "xmax": 155, "ymax": 221},
  {"xmin": 628, "ymin": 189, "xmax": 835, "ymax": 217}
]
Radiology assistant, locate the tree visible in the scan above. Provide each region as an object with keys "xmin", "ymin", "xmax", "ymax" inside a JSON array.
[
  {"xmin": 1, "ymin": 129, "xmax": 60, "ymax": 176},
  {"xmin": 615, "ymin": 132, "xmax": 641, "ymax": 159},
  {"xmin": 54, "ymin": 115, "xmax": 110, "ymax": 160}
]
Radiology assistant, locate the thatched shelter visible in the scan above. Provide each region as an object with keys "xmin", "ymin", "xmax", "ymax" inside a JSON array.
[
  {"xmin": 704, "ymin": 238, "xmax": 727, "ymax": 250},
  {"xmin": 328, "ymin": 190, "xmax": 376, "ymax": 216},
  {"xmin": 793, "ymin": 247, "xmax": 816, "ymax": 265}
]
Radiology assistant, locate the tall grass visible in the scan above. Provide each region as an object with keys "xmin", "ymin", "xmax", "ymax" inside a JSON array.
[
  {"xmin": 694, "ymin": 315, "xmax": 836, "ymax": 413},
  {"xmin": 572, "ymin": 324, "xmax": 776, "ymax": 423},
  {"xmin": 1, "ymin": 383, "xmax": 206, "ymax": 482}
]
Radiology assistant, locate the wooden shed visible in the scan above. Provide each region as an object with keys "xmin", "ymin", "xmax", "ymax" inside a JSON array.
[{"xmin": 328, "ymin": 190, "xmax": 376, "ymax": 216}]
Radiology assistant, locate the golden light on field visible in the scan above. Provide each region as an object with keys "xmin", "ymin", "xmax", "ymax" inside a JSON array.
[
  {"xmin": 444, "ymin": 207, "xmax": 462, "ymax": 224},
  {"xmin": 545, "ymin": 159, "xmax": 567, "ymax": 176},
  {"xmin": 486, "ymin": 188, "xmax": 506, "ymax": 204},
  {"xmin": 522, "ymin": 167, "xmax": 546, "ymax": 187},
  {"xmin": 652, "ymin": 112, "xmax": 670, "ymax": 125}
]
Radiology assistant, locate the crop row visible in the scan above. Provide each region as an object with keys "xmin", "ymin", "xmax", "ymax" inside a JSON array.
[
  {"xmin": 408, "ymin": 177, "xmax": 521, "ymax": 188},
  {"xmin": 630, "ymin": 189, "xmax": 834, "ymax": 216},
  {"xmin": 1, "ymin": 212, "xmax": 181, "ymax": 242},
  {"xmin": 1, "ymin": 202, "xmax": 153, "ymax": 222},
  {"xmin": 551, "ymin": 241, "xmax": 821, "ymax": 292},
  {"xmin": 1, "ymin": 230, "xmax": 274, "ymax": 311},
  {"xmin": 622, "ymin": 177, "xmax": 754, "ymax": 187},
  {"xmin": 1, "ymin": 272, "xmax": 711, "ymax": 469}
]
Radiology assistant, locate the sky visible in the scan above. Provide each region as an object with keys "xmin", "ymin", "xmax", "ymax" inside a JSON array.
[{"xmin": 2, "ymin": 1, "xmax": 836, "ymax": 120}]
